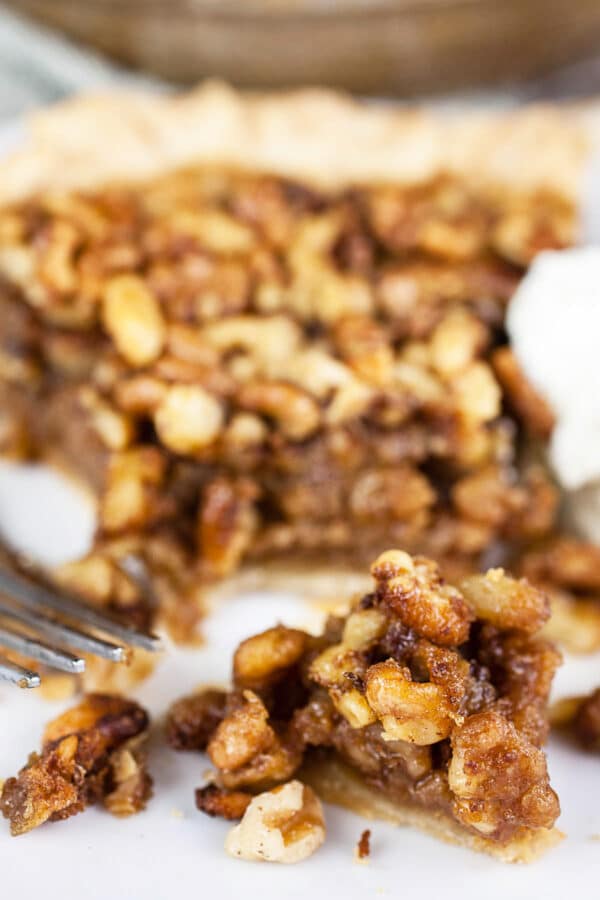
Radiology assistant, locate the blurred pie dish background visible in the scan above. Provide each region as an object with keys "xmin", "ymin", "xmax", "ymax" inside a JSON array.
[{"xmin": 6, "ymin": 0, "xmax": 600, "ymax": 95}]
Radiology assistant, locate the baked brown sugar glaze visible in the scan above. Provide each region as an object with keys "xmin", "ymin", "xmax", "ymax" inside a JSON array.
[
  {"xmin": 0, "ymin": 165, "xmax": 597, "ymax": 641},
  {"xmin": 169, "ymin": 549, "xmax": 561, "ymax": 849}
]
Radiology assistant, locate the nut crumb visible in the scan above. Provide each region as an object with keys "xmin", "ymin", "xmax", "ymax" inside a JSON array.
[
  {"xmin": 355, "ymin": 829, "xmax": 371, "ymax": 862},
  {"xmin": 0, "ymin": 694, "xmax": 151, "ymax": 835},
  {"xmin": 171, "ymin": 807, "xmax": 184, "ymax": 819},
  {"xmin": 196, "ymin": 784, "xmax": 252, "ymax": 821}
]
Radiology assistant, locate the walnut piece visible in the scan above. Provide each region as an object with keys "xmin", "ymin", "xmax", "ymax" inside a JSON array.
[
  {"xmin": 207, "ymin": 690, "xmax": 301, "ymax": 790},
  {"xmin": 365, "ymin": 659, "xmax": 458, "ymax": 745},
  {"xmin": 449, "ymin": 710, "xmax": 559, "ymax": 840},
  {"xmin": 195, "ymin": 783, "xmax": 252, "ymax": 820},
  {"xmin": 0, "ymin": 694, "xmax": 152, "ymax": 836},
  {"xmin": 224, "ymin": 780, "xmax": 325, "ymax": 864},
  {"xmin": 552, "ymin": 687, "xmax": 600, "ymax": 752},
  {"xmin": 166, "ymin": 688, "xmax": 227, "ymax": 751},
  {"xmin": 459, "ymin": 568, "xmax": 550, "ymax": 633}
]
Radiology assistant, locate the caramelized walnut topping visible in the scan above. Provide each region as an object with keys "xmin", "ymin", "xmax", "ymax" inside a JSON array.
[
  {"xmin": 234, "ymin": 626, "xmax": 308, "ymax": 691},
  {"xmin": 572, "ymin": 690, "xmax": 600, "ymax": 751},
  {"xmin": 166, "ymin": 689, "xmax": 228, "ymax": 751},
  {"xmin": 365, "ymin": 659, "xmax": 459, "ymax": 745},
  {"xmin": 491, "ymin": 347, "xmax": 554, "ymax": 438},
  {"xmin": 0, "ymin": 694, "xmax": 151, "ymax": 836},
  {"xmin": 207, "ymin": 691, "xmax": 301, "ymax": 790},
  {"xmin": 371, "ymin": 550, "xmax": 473, "ymax": 647},
  {"xmin": 459, "ymin": 569, "xmax": 550, "ymax": 634},
  {"xmin": 520, "ymin": 537, "xmax": 600, "ymax": 593},
  {"xmin": 198, "ymin": 476, "xmax": 259, "ymax": 578},
  {"xmin": 553, "ymin": 688, "xmax": 600, "ymax": 752},
  {"xmin": 171, "ymin": 549, "xmax": 560, "ymax": 851},
  {"xmin": 196, "ymin": 783, "xmax": 252, "ymax": 820},
  {"xmin": 449, "ymin": 710, "xmax": 559, "ymax": 841}
]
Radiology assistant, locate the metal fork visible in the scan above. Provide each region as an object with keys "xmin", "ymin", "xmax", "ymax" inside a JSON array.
[{"xmin": 0, "ymin": 565, "xmax": 162, "ymax": 689}]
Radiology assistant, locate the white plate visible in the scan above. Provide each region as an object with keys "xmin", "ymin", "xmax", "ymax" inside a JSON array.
[{"xmin": 2, "ymin": 117, "xmax": 600, "ymax": 898}]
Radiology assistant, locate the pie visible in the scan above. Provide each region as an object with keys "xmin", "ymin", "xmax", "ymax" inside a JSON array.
[
  {"xmin": 0, "ymin": 83, "xmax": 598, "ymax": 648},
  {"xmin": 168, "ymin": 548, "xmax": 562, "ymax": 862}
]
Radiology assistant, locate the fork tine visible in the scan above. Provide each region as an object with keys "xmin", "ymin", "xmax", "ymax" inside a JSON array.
[
  {"xmin": 0, "ymin": 598, "xmax": 127, "ymax": 662},
  {"xmin": 0, "ymin": 568, "xmax": 163, "ymax": 653},
  {"xmin": 0, "ymin": 624, "xmax": 86, "ymax": 674},
  {"xmin": 0, "ymin": 655, "xmax": 41, "ymax": 688}
]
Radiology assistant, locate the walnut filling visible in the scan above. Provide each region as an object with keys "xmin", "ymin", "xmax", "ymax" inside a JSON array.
[
  {"xmin": 0, "ymin": 694, "xmax": 152, "ymax": 836},
  {"xmin": 171, "ymin": 550, "xmax": 560, "ymax": 847},
  {"xmin": 0, "ymin": 165, "xmax": 593, "ymax": 643}
]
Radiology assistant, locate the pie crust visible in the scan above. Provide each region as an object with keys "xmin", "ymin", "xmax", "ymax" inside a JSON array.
[
  {"xmin": 301, "ymin": 756, "xmax": 563, "ymax": 863},
  {"xmin": 0, "ymin": 81, "xmax": 589, "ymax": 204}
]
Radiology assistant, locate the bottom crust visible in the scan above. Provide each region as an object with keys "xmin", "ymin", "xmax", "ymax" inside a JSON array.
[{"xmin": 301, "ymin": 756, "xmax": 563, "ymax": 864}]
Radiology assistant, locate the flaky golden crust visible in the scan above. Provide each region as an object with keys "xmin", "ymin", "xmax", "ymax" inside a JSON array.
[
  {"xmin": 301, "ymin": 756, "xmax": 562, "ymax": 864},
  {"xmin": 0, "ymin": 82, "xmax": 589, "ymax": 206}
]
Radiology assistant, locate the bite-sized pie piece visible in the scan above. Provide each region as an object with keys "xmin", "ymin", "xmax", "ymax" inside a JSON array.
[
  {"xmin": 0, "ymin": 694, "xmax": 152, "ymax": 835},
  {"xmin": 169, "ymin": 548, "xmax": 562, "ymax": 862},
  {"xmin": 0, "ymin": 83, "xmax": 596, "ymax": 647}
]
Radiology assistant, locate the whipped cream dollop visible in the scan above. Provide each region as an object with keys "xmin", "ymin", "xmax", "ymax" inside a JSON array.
[{"xmin": 507, "ymin": 247, "xmax": 600, "ymax": 540}]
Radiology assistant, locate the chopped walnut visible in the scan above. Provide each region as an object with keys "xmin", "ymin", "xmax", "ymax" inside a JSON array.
[
  {"xmin": 196, "ymin": 783, "xmax": 252, "ymax": 820},
  {"xmin": 371, "ymin": 550, "xmax": 474, "ymax": 647},
  {"xmin": 459, "ymin": 569, "xmax": 550, "ymax": 634},
  {"xmin": 520, "ymin": 537, "xmax": 600, "ymax": 593},
  {"xmin": 552, "ymin": 688, "xmax": 600, "ymax": 752},
  {"xmin": 234, "ymin": 626, "xmax": 308, "ymax": 691},
  {"xmin": 449, "ymin": 710, "xmax": 559, "ymax": 841},
  {"xmin": 197, "ymin": 476, "xmax": 259, "ymax": 578},
  {"xmin": 207, "ymin": 691, "xmax": 301, "ymax": 790},
  {"xmin": 0, "ymin": 694, "xmax": 152, "ymax": 836},
  {"xmin": 102, "ymin": 742, "xmax": 153, "ymax": 818},
  {"xmin": 102, "ymin": 274, "xmax": 166, "ymax": 366},
  {"xmin": 166, "ymin": 689, "xmax": 227, "ymax": 751},
  {"xmin": 571, "ymin": 690, "xmax": 600, "ymax": 750},
  {"xmin": 491, "ymin": 347, "xmax": 554, "ymax": 438},
  {"xmin": 365, "ymin": 659, "xmax": 458, "ymax": 745},
  {"xmin": 154, "ymin": 384, "xmax": 224, "ymax": 453},
  {"xmin": 224, "ymin": 781, "xmax": 326, "ymax": 864}
]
